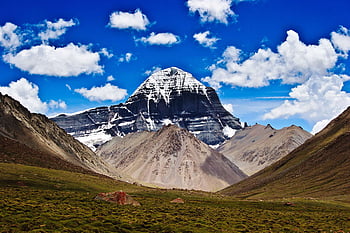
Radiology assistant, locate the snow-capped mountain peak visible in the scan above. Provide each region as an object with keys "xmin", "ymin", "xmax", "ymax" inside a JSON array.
[
  {"xmin": 52, "ymin": 67, "xmax": 242, "ymax": 149},
  {"xmin": 128, "ymin": 67, "xmax": 208, "ymax": 105}
]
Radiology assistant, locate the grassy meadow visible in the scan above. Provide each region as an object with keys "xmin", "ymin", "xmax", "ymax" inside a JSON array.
[{"xmin": 1, "ymin": 162, "xmax": 350, "ymax": 232}]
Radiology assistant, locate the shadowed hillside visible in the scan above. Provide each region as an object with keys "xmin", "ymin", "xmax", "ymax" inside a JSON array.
[
  {"xmin": 0, "ymin": 93, "xmax": 120, "ymax": 178},
  {"xmin": 0, "ymin": 135, "xmax": 103, "ymax": 176}
]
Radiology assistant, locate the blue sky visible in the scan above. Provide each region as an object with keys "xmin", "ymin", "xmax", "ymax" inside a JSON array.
[{"xmin": 0, "ymin": 0, "xmax": 350, "ymax": 134}]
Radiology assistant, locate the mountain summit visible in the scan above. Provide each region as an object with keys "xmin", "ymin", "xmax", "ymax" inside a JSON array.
[
  {"xmin": 52, "ymin": 67, "xmax": 242, "ymax": 149},
  {"xmin": 97, "ymin": 124, "xmax": 247, "ymax": 191},
  {"xmin": 129, "ymin": 67, "xmax": 209, "ymax": 104},
  {"xmin": 217, "ymin": 124, "xmax": 312, "ymax": 175}
]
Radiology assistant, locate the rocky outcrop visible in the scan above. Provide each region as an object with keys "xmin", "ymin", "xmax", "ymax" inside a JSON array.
[
  {"xmin": 0, "ymin": 93, "xmax": 121, "ymax": 178},
  {"xmin": 170, "ymin": 198, "xmax": 185, "ymax": 204},
  {"xmin": 52, "ymin": 67, "xmax": 242, "ymax": 149},
  {"xmin": 96, "ymin": 124, "xmax": 247, "ymax": 192},
  {"xmin": 95, "ymin": 191, "xmax": 140, "ymax": 206},
  {"xmin": 217, "ymin": 124, "xmax": 312, "ymax": 175}
]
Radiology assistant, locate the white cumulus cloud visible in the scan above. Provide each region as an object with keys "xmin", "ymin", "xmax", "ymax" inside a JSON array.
[
  {"xmin": 49, "ymin": 99, "xmax": 67, "ymax": 109},
  {"xmin": 3, "ymin": 43, "xmax": 103, "ymax": 77},
  {"xmin": 187, "ymin": 0, "xmax": 234, "ymax": 24},
  {"xmin": 0, "ymin": 78, "xmax": 66, "ymax": 113},
  {"xmin": 263, "ymin": 75, "xmax": 350, "ymax": 134},
  {"xmin": 144, "ymin": 66, "xmax": 162, "ymax": 76},
  {"xmin": 106, "ymin": 75, "xmax": 115, "ymax": 81},
  {"xmin": 331, "ymin": 26, "xmax": 350, "ymax": 54},
  {"xmin": 75, "ymin": 83, "xmax": 128, "ymax": 102},
  {"xmin": 204, "ymin": 30, "xmax": 338, "ymax": 88},
  {"xmin": 205, "ymin": 28, "xmax": 350, "ymax": 134},
  {"xmin": 119, "ymin": 52, "xmax": 133, "ymax": 62},
  {"xmin": 39, "ymin": 18, "xmax": 76, "ymax": 41},
  {"xmin": 100, "ymin": 48, "xmax": 114, "ymax": 58},
  {"xmin": 311, "ymin": 119, "xmax": 332, "ymax": 135},
  {"xmin": 220, "ymin": 45, "xmax": 241, "ymax": 63},
  {"xmin": 0, "ymin": 22, "xmax": 21, "ymax": 49},
  {"xmin": 193, "ymin": 31, "xmax": 220, "ymax": 48},
  {"xmin": 139, "ymin": 32, "xmax": 180, "ymax": 46},
  {"xmin": 109, "ymin": 9, "xmax": 150, "ymax": 31}
]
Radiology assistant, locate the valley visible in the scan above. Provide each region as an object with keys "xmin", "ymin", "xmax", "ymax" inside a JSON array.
[
  {"xmin": 1, "ymin": 163, "xmax": 350, "ymax": 232},
  {"xmin": 1, "ymin": 69, "xmax": 350, "ymax": 232},
  {"xmin": 1, "ymin": 0, "xmax": 350, "ymax": 231}
]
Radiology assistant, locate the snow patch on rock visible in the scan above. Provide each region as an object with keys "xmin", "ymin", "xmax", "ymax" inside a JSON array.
[
  {"xmin": 76, "ymin": 131, "xmax": 112, "ymax": 151},
  {"xmin": 162, "ymin": 119, "xmax": 173, "ymax": 126},
  {"xmin": 223, "ymin": 125, "xmax": 237, "ymax": 138}
]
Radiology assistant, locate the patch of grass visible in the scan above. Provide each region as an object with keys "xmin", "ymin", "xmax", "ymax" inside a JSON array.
[{"xmin": 1, "ymin": 163, "xmax": 350, "ymax": 232}]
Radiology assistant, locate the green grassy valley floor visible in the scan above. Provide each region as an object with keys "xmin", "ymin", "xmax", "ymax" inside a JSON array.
[{"xmin": 1, "ymin": 163, "xmax": 350, "ymax": 232}]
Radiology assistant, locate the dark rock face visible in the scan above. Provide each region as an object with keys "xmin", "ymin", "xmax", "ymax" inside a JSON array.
[{"xmin": 52, "ymin": 67, "xmax": 242, "ymax": 149}]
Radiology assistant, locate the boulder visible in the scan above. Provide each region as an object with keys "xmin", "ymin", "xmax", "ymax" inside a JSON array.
[
  {"xmin": 284, "ymin": 202, "xmax": 295, "ymax": 207},
  {"xmin": 170, "ymin": 198, "xmax": 185, "ymax": 204},
  {"xmin": 95, "ymin": 191, "xmax": 140, "ymax": 206}
]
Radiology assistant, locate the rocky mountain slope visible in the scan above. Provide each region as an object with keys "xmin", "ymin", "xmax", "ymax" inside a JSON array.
[
  {"xmin": 96, "ymin": 124, "xmax": 247, "ymax": 192},
  {"xmin": 217, "ymin": 124, "xmax": 312, "ymax": 175},
  {"xmin": 0, "ymin": 93, "xmax": 121, "ymax": 178},
  {"xmin": 52, "ymin": 67, "xmax": 242, "ymax": 149},
  {"xmin": 0, "ymin": 134, "xmax": 100, "ymax": 175},
  {"xmin": 219, "ymin": 107, "xmax": 350, "ymax": 199}
]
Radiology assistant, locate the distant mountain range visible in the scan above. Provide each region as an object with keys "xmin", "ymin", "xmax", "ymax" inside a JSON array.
[
  {"xmin": 52, "ymin": 67, "xmax": 242, "ymax": 149},
  {"xmin": 0, "ymin": 91, "xmax": 246, "ymax": 191},
  {"xmin": 220, "ymin": 107, "xmax": 350, "ymax": 199},
  {"xmin": 3, "ymin": 66, "xmax": 347, "ymax": 196},
  {"xmin": 0, "ymin": 93, "xmax": 121, "ymax": 179},
  {"xmin": 0, "ymin": 80, "xmax": 317, "ymax": 193},
  {"xmin": 217, "ymin": 124, "xmax": 312, "ymax": 175},
  {"xmin": 97, "ymin": 124, "xmax": 247, "ymax": 191}
]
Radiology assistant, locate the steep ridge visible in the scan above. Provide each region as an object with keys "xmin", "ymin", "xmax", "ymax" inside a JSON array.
[
  {"xmin": 219, "ymin": 107, "xmax": 350, "ymax": 199},
  {"xmin": 96, "ymin": 124, "xmax": 247, "ymax": 192},
  {"xmin": 52, "ymin": 67, "xmax": 242, "ymax": 149},
  {"xmin": 0, "ymin": 135, "xmax": 99, "ymax": 175},
  {"xmin": 217, "ymin": 124, "xmax": 312, "ymax": 175},
  {"xmin": 0, "ymin": 93, "xmax": 121, "ymax": 178}
]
